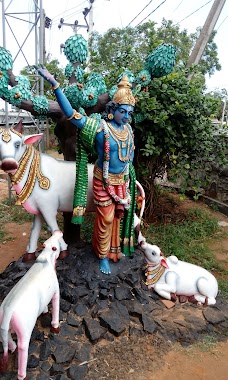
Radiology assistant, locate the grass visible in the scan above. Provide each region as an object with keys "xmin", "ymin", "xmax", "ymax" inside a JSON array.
[
  {"xmin": 0, "ymin": 196, "xmax": 33, "ymax": 243},
  {"xmin": 0, "ymin": 197, "xmax": 33, "ymax": 224},
  {"xmin": 175, "ymin": 335, "xmax": 218, "ymax": 354},
  {"xmin": 81, "ymin": 214, "xmax": 95, "ymax": 243}
]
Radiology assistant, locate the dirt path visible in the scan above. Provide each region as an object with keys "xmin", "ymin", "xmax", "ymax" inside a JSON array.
[
  {"xmin": 147, "ymin": 341, "xmax": 228, "ymax": 380},
  {"xmin": 0, "ymin": 178, "xmax": 228, "ymax": 379}
]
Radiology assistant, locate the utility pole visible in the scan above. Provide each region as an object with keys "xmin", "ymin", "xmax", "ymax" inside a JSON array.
[
  {"xmin": 87, "ymin": 0, "xmax": 95, "ymax": 72},
  {"xmin": 187, "ymin": 0, "xmax": 226, "ymax": 75},
  {"xmin": 2, "ymin": 0, "xmax": 9, "ymax": 129}
]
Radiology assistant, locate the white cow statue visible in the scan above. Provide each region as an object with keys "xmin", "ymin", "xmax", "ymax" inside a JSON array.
[
  {"xmin": 140, "ymin": 241, "xmax": 218, "ymax": 305},
  {"xmin": 0, "ymin": 121, "xmax": 145, "ymax": 262},
  {"xmin": 0, "ymin": 230, "xmax": 62, "ymax": 380}
]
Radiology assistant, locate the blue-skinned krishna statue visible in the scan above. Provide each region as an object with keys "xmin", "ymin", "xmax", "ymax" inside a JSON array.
[{"xmin": 35, "ymin": 66, "xmax": 137, "ymax": 275}]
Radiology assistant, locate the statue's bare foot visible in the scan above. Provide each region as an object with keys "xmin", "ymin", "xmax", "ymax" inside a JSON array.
[{"xmin": 100, "ymin": 258, "xmax": 111, "ymax": 274}]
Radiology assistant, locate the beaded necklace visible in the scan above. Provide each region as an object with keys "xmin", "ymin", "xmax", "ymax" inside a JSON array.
[
  {"xmin": 102, "ymin": 120, "xmax": 130, "ymax": 207},
  {"xmin": 107, "ymin": 122, "xmax": 131, "ymax": 162}
]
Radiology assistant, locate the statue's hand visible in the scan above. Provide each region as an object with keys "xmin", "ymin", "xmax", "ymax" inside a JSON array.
[{"xmin": 34, "ymin": 65, "xmax": 57, "ymax": 86}]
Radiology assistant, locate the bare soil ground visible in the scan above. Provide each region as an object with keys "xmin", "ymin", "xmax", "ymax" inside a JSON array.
[{"xmin": 0, "ymin": 178, "xmax": 228, "ymax": 379}]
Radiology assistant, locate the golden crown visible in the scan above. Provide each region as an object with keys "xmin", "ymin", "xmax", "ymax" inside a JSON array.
[{"xmin": 113, "ymin": 76, "xmax": 135, "ymax": 107}]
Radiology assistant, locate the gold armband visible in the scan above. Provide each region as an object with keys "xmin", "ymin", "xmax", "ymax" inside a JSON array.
[
  {"xmin": 52, "ymin": 82, "xmax": 60, "ymax": 90},
  {"xmin": 66, "ymin": 109, "xmax": 83, "ymax": 121}
]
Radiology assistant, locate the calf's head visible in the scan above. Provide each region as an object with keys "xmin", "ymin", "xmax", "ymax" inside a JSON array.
[
  {"xmin": 0, "ymin": 120, "xmax": 43, "ymax": 174},
  {"xmin": 140, "ymin": 241, "xmax": 168, "ymax": 268},
  {"xmin": 37, "ymin": 231, "xmax": 63, "ymax": 267}
]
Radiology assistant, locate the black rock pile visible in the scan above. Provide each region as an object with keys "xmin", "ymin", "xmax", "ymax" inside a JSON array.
[{"xmin": 0, "ymin": 245, "xmax": 227, "ymax": 380}]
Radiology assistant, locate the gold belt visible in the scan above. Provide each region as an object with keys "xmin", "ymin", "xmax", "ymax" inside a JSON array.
[{"xmin": 94, "ymin": 164, "xmax": 126, "ymax": 185}]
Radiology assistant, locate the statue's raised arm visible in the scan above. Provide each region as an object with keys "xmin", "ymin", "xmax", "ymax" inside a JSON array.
[{"xmin": 34, "ymin": 65, "xmax": 86, "ymax": 128}]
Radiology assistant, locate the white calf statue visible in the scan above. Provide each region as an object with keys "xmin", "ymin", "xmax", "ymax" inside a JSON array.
[
  {"xmin": 140, "ymin": 241, "xmax": 218, "ymax": 305},
  {"xmin": 0, "ymin": 121, "xmax": 145, "ymax": 262},
  {"xmin": 0, "ymin": 230, "xmax": 62, "ymax": 380}
]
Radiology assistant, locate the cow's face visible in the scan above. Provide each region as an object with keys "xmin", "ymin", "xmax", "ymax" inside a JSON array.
[
  {"xmin": 0, "ymin": 121, "xmax": 42, "ymax": 174},
  {"xmin": 140, "ymin": 241, "xmax": 162, "ymax": 264},
  {"xmin": 0, "ymin": 126, "xmax": 22, "ymax": 173}
]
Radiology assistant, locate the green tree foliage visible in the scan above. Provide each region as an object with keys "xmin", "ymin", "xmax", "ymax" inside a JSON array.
[
  {"xmin": 89, "ymin": 19, "xmax": 221, "ymax": 86},
  {"xmin": 133, "ymin": 70, "xmax": 227, "ymax": 216}
]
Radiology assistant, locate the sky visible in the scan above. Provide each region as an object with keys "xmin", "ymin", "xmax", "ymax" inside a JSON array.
[{"xmin": 0, "ymin": 0, "xmax": 228, "ymax": 98}]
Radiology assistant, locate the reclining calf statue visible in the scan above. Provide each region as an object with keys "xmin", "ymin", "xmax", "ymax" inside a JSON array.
[
  {"xmin": 140, "ymin": 241, "xmax": 218, "ymax": 305},
  {"xmin": 0, "ymin": 230, "xmax": 62, "ymax": 380},
  {"xmin": 0, "ymin": 121, "xmax": 145, "ymax": 261}
]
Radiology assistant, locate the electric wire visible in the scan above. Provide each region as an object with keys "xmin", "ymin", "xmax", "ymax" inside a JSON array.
[
  {"xmin": 51, "ymin": 9, "xmax": 83, "ymax": 25},
  {"xmin": 50, "ymin": 1, "xmax": 87, "ymax": 22},
  {"xmin": 127, "ymin": 0, "xmax": 154, "ymax": 27},
  {"xmin": 136, "ymin": 0, "xmax": 167, "ymax": 26},
  {"xmin": 46, "ymin": 1, "xmax": 88, "ymax": 61},
  {"xmin": 216, "ymin": 14, "xmax": 228, "ymax": 30},
  {"xmin": 172, "ymin": 0, "xmax": 185, "ymax": 13},
  {"xmin": 174, "ymin": 0, "xmax": 213, "ymax": 25}
]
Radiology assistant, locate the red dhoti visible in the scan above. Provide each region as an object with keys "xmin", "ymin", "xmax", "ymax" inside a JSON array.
[{"xmin": 92, "ymin": 166, "xmax": 127, "ymax": 262}]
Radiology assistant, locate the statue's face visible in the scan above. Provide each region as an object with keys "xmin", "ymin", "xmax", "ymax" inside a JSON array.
[{"xmin": 113, "ymin": 104, "xmax": 134, "ymax": 125}]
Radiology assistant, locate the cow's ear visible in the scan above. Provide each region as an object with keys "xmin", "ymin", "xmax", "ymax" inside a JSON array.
[
  {"xmin": 23, "ymin": 133, "xmax": 43, "ymax": 145},
  {"xmin": 13, "ymin": 119, "xmax": 23, "ymax": 134}
]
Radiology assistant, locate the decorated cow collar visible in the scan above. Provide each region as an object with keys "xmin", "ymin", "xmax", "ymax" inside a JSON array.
[{"xmin": 10, "ymin": 145, "xmax": 50, "ymax": 205}]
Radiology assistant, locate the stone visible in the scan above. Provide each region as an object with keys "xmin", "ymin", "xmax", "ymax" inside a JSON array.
[
  {"xmin": 74, "ymin": 343, "xmax": 92, "ymax": 362},
  {"xmin": 122, "ymin": 299, "xmax": 143, "ymax": 318},
  {"xmin": 141, "ymin": 314, "xmax": 157, "ymax": 334},
  {"xmin": 99, "ymin": 288, "xmax": 109, "ymax": 299},
  {"xmin": 55, "ymin": 375, "xmax": 69, "ymax": 380},
  {"xmin": 99, "ymin": 308, "xmax": 128, "ymax": 336},
  {"xmin": 132, "ymin": 287, "xmax": 150, "ymax": 304},
  {"xmin": 114, "ymin": 285, "xmax": 133, "ymax": 300},
  {"xmin": 53, "ymin": 344, "xmax": 75, "ymax": 364},
  {"xmin": 50, "ymin": 363, "xmax": 65, "ymax": 374},
  {"xmin": 28, "ymin": 341, "xmax": 40, "ymax": 355},
  {"xmin": 74, "ymin": 285, "xmax": 90, "ymax": 298},
  {"xmin": 67, "ymin": 314, "xmax": 81, "ymax": 327},
  {"xmin": 83, "ymin": 317, "xmax": 107, "ymax": 343},
  {"xmin": 40, "ymin": 360, "xmax": 52, "ymax": 372},
  {"xmin": 67, "ymin": 364, "xmax": 88, "ymax": 379},
  {"xmin": 60, "ymin": 299, "xmax": 71, "ymax": 312},
  {"xmin": 87, "ymin": 290, "xmax": 99, "ymax": 307},
  {"xmin": 36, "ymin": 369, "xmax": 51, "ymax": 380},
  {"xmin": 125, "ymin": 272, "xmax": 140, "ymax": 286},
  {"xmin": 58, "ymin": 323, "xmax": 79, "ymax": 339},
  {"xmin": 31, "ymin": 327, "xmax": 45, "ymax": 341},
  {"xmin": 39, "ymin": 341, "xmax": 52, "ymax": 361},
  {"xmin": 73, "ymin": 303, "xmax": 88, "ymax": 316},
  {"xmin": 27, "ymin": 354, "xmax": 39, "ymax": 368},
  {"xmin": 110, "ymin": 301, "xmax": 130, "ymax": 321},
  {"xmin": 203, "ymin": 308, "xmax": 226, "ymax": 325}
]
